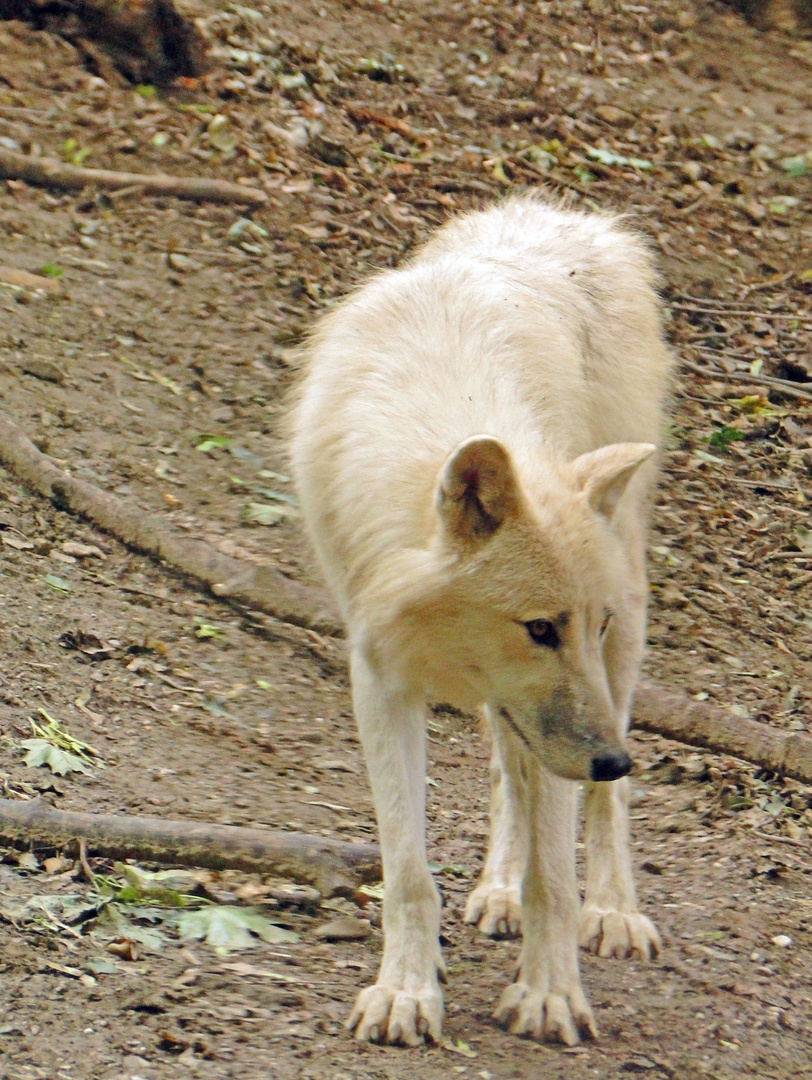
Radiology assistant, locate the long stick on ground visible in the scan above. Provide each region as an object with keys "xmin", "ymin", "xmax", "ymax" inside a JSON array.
[
  {"xmin": 0, "ymin": 409, "xmax": 338, "ymax": 633},
  {"xmin": 633, "ymin": 681, "xmax": 812, "ymax": 785},
  {"xmin": 0, "ymin": 150, "xmax": 267, "ymax": 207},
  {"xmin": 0, "ymin": 799, "xmax": 380, "ymax": 896}
]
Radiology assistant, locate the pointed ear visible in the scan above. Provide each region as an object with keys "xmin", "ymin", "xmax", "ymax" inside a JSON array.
[
  {"xmin": 436, "ymin": 436, "xmax": 520, "ymax": 542},
  {"xmin": 572, "ymin": 442, "xmax": 656, "ymax": 520}
]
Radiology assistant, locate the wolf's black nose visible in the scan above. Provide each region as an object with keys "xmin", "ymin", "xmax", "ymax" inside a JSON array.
[{"xmin": 590, "ymin": 750, "xmax": 633, "ymax": 782}]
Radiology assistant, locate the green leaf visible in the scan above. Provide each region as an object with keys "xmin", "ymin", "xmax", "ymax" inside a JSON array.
[
  {"xmin": 587, "ymin": 147, "xmax": 625, "ymax": 166},
  {"xmin": 707, "ymin": 425, "xmax": 744, "ymax": 451},
  {"xmin": 21, "ymin": 740, "xmax": 92, "ymax": 775},
  {"xmin": 45, "ymin": 574, "xmax": 71, "ymax": 593},
  {"xmin": 38, "ymin": 264, "xmax": 64, "ymax": 278},
  {"xmin": 196, "ymin": 434, "xmax": 233, "ymax": 453},
  {"xmin": 112, "ymin": 864, "xmax": 197, "ymax": 907},
  {"xmin": 780, "ymin": 153, "xmax": 811, "ymax": 178},
  {"xmin": 768, "ymin": 196, "xmax": 799, "ymax": 215},
  {"xmin": 26, "ymin": 709, "xmax": 101, "ymax": 763},
  {"xmin": 729, "ymin": 394, "xmax": 777, "ymax": 418},
  {"xmin": 192, "ymin": 617, "xmax": 224, "ymax": 640},
  {"xmin": 90, "ymin": 904, "xmax": 167, "ymax": 950},
  {"xmin": 178, "ymin": 906, "xmax": 298, "ymax": 953},
  {"xmin": 586, "ymin": 147, "xmax": 652, "ymax": 170},
  {"xmin": 573, "ymin": 164, "xmax": 596, "ymax": 183},
  {"xmin": 136, "ymin": 84, "xmax": 156, "ymax": 98}
]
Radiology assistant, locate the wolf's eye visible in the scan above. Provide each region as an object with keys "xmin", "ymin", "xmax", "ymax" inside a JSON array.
[
  {"xmin": 524, "ymin": 619, "xmax": 560, "ymax": 649},
  {"xmin": 600, "ymin": 612, "xmax": 613, "ymax": 637}
]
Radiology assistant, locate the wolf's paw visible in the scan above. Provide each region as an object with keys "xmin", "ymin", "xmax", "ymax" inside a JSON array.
[
  {"xmin": 347, "ymin": 980, "xmax": 444, "ymax": 1046},
  {"xmin": 494, "ymin": 980, "xmax": 597, "ymax": 1046},
  {"xmin": 579, "ymin": 905, "xmax": 661, "ymax": 960},
  {"xmin": 464, "ymin": 882, "xmax": 522, "ymax": 938}
]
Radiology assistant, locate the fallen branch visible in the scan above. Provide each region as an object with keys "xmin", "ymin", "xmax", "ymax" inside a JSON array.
[
  {"xmin": 1, "ymin": 416, "xmax": 810, "ymax": 784},
  {"xmin": 0, "ymin": 409, "xmax": 338, "ymax": 633},
  {"xmin": 0, "ymin": 150, "xmax": 267, "ymax": 207},
  {"xmin": 0, "ymin": 798, "xmax": 380, "ymax": 896},
  {"xmin": 633, "ymin": 682, "xmax": 812, "ymax": 785}
]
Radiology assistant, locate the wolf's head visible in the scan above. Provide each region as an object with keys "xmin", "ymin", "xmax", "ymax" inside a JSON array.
[{"xmin": 399, "ymin": 434, "xmax": 655, "ymax": 783}]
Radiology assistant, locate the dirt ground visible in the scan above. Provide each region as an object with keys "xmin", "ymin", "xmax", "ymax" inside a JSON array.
[{"xmin": 1, "ymin": 1, "xmax": 811, "ymax": 1077}]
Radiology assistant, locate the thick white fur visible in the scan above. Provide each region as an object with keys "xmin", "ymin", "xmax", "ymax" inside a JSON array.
[{"xmin": 289, "ymin": 196, "xmax": 672, "ymax": 1047}]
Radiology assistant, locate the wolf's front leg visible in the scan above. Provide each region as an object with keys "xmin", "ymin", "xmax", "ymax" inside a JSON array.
[
  {"xmin": 494, "ymin": 759, "xmax": 597, "ymax": 1046},
  {"xmin": 464, "ymin": 713, "xmax": 527, "ymax": 938},
  {"xmin": 580, "ymin": 571, "xmax": 661, "ymax": 960},
  {"xmin": 346, "ymin": 650, "xmax": 444, "ymax": 1046}
]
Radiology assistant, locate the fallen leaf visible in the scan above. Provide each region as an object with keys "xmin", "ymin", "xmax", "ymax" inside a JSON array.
[{"xmin": 178, "ymin": 906, "xmax": 298, "ymax": 953}]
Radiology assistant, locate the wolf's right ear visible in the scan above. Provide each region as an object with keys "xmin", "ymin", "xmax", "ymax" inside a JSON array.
[
  {"xmin": 436, "ymin": 436, "xmax": 520, "ymax": 542},
  {"xmin": 573, "ymin": 442, "xmax": 656, "ymax": 520}
]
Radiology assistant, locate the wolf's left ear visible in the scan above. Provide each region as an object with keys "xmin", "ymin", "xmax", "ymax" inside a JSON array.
[
  {"xmin": 572, "ymin": 442, "xmax": 656, "ymax": 520},
  {"xmin": 437, "ymin": 435, "xmax": 520, "ymax": 542}
]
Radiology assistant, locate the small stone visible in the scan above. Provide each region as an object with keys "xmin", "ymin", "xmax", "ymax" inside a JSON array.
[
  {"xmin": 21, "ymin": 358, "xmax": 66, "ymax": 384},
  {"xmin": 750, "ymin": 143, "xmax": 776, "ymax": 162},
  {"xmin": 62, "ymin": 541, "xmax": 106, "ymax": 560},
  {"xmin": 742, "ymin": 200, "xmax": 766, "ymax": 224},
  {"xmin": 314, "ymin": 915, "xmax": 371, "ymax": 941},
  {"xmin": 594, "ymin": 104, "xmax": 636, "ymax": 128},
  {"xmin": 681, "ymin": 161, "xmax": 703, "ymax": 183},
  {"xmin": 268, "ymin": 883, "xmax": 321, "ymax": 909},
  {"xmin": 309, "ymin": 133, "xmax": 354, "ymax": 168},
  {"xmin": 167, "ymin": 252, "xmax": 201, "ymax": 272},
  {"xmin": 726, "ymin": 130, "xmax": 756, "ymax": 150},
  {"xmin": 771, "ymin": 934, "xmax": 793, "ymax": 949}
]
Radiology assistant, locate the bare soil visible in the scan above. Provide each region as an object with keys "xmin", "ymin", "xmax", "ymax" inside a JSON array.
[{"xmin": 1, "ymin": 2, "xmax": 811, "ymax": 1078}]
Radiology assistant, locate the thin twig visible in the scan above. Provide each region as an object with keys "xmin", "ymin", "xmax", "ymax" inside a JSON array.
[
  {"xmin": 681, "ymin": 357, "xmax": 812, "ymax": 403},
  {"xmin": 725, "ymin": 477, "xmax": 794, "ymax": 491},
  {"xmin": 788, "ymin": 571, "xmax": 812, "ymax": 592},
  {"xmin": 751, "ymin": 828, "xmax": 810, "ymax": 852},
  {"xmin": 77, "ymin": 837, "xmax": 95, "ymax": 884},
  {"xmin": 672, "ymin": 302, "xmax": 811, "ymax": 322}
]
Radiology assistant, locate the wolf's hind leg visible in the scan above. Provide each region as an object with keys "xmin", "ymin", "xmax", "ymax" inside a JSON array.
[
  {"xmin": 464, "ymin": 712, "xmax": 527, "ymax": 938},
  {"xmin": 580, "ymin": 563, "xmax": 661, "ymax": 960},
  {"xmin": 579, "ymin": 776, "xmax": 661, "ymax": 959},
  {"xmin": 347, "ymin": 650, "xmax": 444, "ymax": 1045}
]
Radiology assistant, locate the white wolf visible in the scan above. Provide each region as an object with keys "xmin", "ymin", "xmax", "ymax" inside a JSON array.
[{"xmin": 289, "ymin": 195, "xmax": 672, "ymax": 1047}]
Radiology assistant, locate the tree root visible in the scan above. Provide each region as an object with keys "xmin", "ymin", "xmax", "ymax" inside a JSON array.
[
  {"xmin": 0, "ymin": 150, "xmax": 267, "ymax": 207},
  {"xmin": 1, "ymin": 409, "xmax": 810, "ymax": 782},
  {"xmin": 0, "ymin": 798, "xmax": 380, "ymax": 896},
  {"xmin": 0, "ymin": 409, "xmax": 338, "ymax": 634},
  {"xmin": 633, "ymin": 682, "xmax": 812, "ymax": 785}
]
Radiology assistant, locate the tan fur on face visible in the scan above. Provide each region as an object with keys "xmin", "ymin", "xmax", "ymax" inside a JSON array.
[{"xmin": 289, "ymin": 194, "xmax": 673, "ymax": 1047}]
